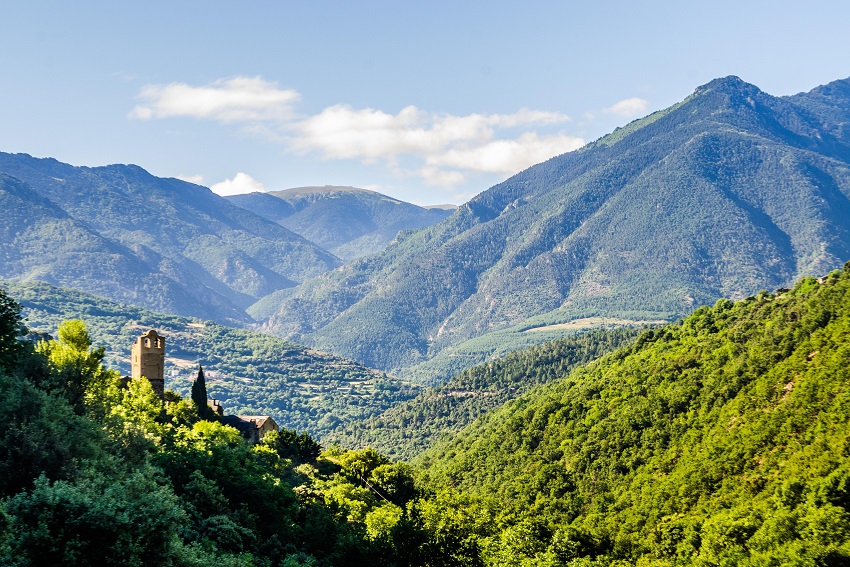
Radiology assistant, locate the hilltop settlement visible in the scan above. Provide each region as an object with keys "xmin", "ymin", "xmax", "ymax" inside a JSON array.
[{"xmin": 128, "ymin": 328, "xmax": 278, "ymax": 443}]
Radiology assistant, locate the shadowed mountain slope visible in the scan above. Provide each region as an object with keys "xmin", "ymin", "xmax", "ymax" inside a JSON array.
[
  {"xmin": 0, "ymin": 153, "xmax": 340, "ymax": 322},
  {"xmin": 0, "ymin": 173, "xmax": 232, "ymax": 319},
  {"xmin": 228, "ymin": 186, "xmax": 454, "ymax": 260},
  {"xmin": 257, "ymin": 76, "xmax": 850, "ymax": 376}
]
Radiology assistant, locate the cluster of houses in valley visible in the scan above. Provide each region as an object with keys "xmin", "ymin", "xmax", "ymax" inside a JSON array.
[{"xmin": 128, "ymin": 329, "xmax": 278, "ymax": 443}]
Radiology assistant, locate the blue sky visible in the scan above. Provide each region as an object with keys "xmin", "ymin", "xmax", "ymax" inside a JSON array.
[{"xmin": 2, "ymin": 1, "xmax": 849, "ymax": 205}]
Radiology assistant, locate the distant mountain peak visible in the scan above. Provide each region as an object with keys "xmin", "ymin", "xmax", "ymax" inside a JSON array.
[
  {"xmin": 258, "ymin": 73, "xmax": 850, "ymax": 376},
  {"xmin": 800, "ymin": 76, "xmax": 850, "ymax": 99},
  {"xmin": 424, "ymin": 204, "xmax": 458, "ymax": 211},
  {"xmin": 272, "ymin": 185, "xmax": 385, "ymax": 197},
  {"xmin": 0, "ymin": 151, "xmax": 340, "ymax": 323},
  {"xmin": 694, "ymin": 75, "xmax": 762, "ymax": 98},
  {"xmin": 228, "ymin": 185, "xmax": 453, "ymax": 261}
]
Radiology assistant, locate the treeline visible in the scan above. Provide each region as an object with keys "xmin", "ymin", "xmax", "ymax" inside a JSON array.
[
  {"xmin": 326, "ymin": 328, "xmax": 641, "ymax": 459},
  {"xmin": 0, "ymin": 289, "xmax": 479, "ymax": 566}
]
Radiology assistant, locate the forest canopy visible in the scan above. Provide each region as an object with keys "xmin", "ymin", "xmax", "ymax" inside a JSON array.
[{"xmin": 3, "ymin": 263, "xmax": 850, "ymax": 565}]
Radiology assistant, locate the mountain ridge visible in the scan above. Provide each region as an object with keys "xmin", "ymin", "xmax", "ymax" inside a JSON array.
[
  {"xmin": 256, "ymin": 75, "xmax": 850, "ymax": 376},
  {"xmin": 228, "ymin": 185, "xmax": 454, "ymax": 260},
  {"xmin": 0, "ymin": 152, "xmax": 341, "ymax": 323},
  {"xmin": 324, "ymin": 327, "xmax": 642, "ymax": 459}
]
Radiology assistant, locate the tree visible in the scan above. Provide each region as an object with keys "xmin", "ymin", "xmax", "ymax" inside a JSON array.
[
  {"xmin": 34, "ymin": 319, "xmax": 120, "ymax": 417},
  {"xmin": 0, "ymin": 287, "xmax": 25, "ymax": 375},
  {"xmin": 337, "ymin": 448, "xmax": 390, "ymax": 485},
  {"xmin": 0, "ymin": 373, "xmax": 103, "ymax": 497},
  {"xmin": 105, "ymin": 377, "xmax": 167, "ymax": 462},
  {"xmin": 4, "ymin": 469, "xmax": 187, "ymax": 566},
  {"xmin": 265, "ymin": 428, "xmax": 323, "ymax": 464},
  {"xmin": 191, "ymin": 365, "xmax": 214, "ymax": 420}
]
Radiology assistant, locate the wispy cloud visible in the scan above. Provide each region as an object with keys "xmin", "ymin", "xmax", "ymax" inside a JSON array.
[
  {"xmin": 210, "ymin": 172, "xmax": 266, "ymax": 196},
  {"xmin": 130, "ymin": 75, "xmax": 585, "ymax": 187},
  {"xmin": 175, "ymin": 174, "xmax": 205, "ymax": 185},
  {"xmin": 130, "ymin": 77, "xmax": 299, "ymax": 122},
  {"xmin": 290, "ymin": 104, "xmax": 580, "ymax": 184},
  {"xmin": 424, "ymin": 132, "xmax": 584, "ymax": 178},
  {"xmin": 603, "ymin": 97, "xmax": 650, "ymax": 118}
]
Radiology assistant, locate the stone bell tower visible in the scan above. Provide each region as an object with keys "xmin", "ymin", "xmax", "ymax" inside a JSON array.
[{"xmin": 131, "ymin": 329, "xmax": 165, "ymax": 399}]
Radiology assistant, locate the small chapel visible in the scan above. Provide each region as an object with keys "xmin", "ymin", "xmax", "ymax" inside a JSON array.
[{"xmin": 128, "ymin": 329, "xmax": 278, "ymax": 443}]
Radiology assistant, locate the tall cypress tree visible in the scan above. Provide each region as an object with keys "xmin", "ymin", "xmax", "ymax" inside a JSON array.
[{"xmin": 191, "ymin": 365, "xmax": 211, "ymax": 419}]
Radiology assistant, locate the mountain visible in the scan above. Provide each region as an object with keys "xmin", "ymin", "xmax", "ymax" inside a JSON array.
[
  {"xmin": 0, "ymin": 173, "xmax": 228, "ymax": 320},
  {"xmin": 256, "ymin": 76, "xmax": 850, "ymax": 377},
  {"xmin": 416, "ymin": 264, "xmax": 850, "ymax": 564},
  {"xmin": 3, "ymin": 280, "xmax": 419, "ymax": 437},
  {"xmin": 324, "ymin": 327, "xmax": 640, "ymax": 460},
  {"xmin": 0, "ymin": 153, "xmax": 340, "ymax": 323},
  {"xmin": 228, "ymin": 186, "xmax": 454, "ymax": 260}
]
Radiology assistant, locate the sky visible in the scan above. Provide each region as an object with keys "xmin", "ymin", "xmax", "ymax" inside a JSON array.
[{"xmin": 2, "ymin": 1, "xmax": 849, "ymax": 206}]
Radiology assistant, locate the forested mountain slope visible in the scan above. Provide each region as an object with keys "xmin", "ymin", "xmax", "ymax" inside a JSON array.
[
  {"xmin": 0, "ymin": 173, "xmax": 226, "ymax": 320},
  {"xmin": 258, "ymin": 76, "xmax": 850, "ymax": 376},
  {"xmin": 229, "ymin": 186, "xmax": 453, "ymax": 260},
  {"xmin": 0, "ymin": 152, "xmax": 340, "ymax": 323},
  {"xmin": 416, "ymin": 264, "xmax": 850, "ymax": 565},
  {"xmin": 0, "ymin": 287, "xmax": 480, "ymax": 566},
  {"xmin": 4, "ymin": 280, "xmax": 418, "ymax": 437},
  {"xmin": 326, "ymin": 328, "xmax": 640, "ymax": 460}
]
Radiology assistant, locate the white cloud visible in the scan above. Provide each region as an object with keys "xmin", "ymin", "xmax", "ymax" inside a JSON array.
[
  {"xmin": 210, "ymin": 172, "xmax": 266, "ymax": 196},
  {"xmin": 175, "ymin": 174, "xmax": 205, "ymax": 185},
  {"xmin": 290, "ymin": 105, "xmax": 578, "ymax": 184},
  {"xmin": 130, "ymin": 75, "xmax": 585, "ymax": 188},
  {"xmin": 291, "ymin": 105, "xmax": 571, "ymax": 162},
  {"xmin": 129, "ymin": 76, "xmax": 299, "ymax": 123},
  {"xmin": 603, "ymin": 97, "xmax": 650, "ymax": 117},
  {"xmin": 418, "ymin": 166, "xmax": 467, "ymax": 188},
  {"xmin": 426, "ymin": 132, "xmax": 584, "ymax": 178},
  {"xmin": 487, "ymin": 109, "xmax": 571, "ymax": 128}
]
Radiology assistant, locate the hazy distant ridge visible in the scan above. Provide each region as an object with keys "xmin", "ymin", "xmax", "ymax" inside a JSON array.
[
  {"xmin": 0, "ymin": 153, "xmax": 341, "ymax": 323},
  {"xmin": 228, "ymin": 186, "xmax": 454, "ymax": 260}
]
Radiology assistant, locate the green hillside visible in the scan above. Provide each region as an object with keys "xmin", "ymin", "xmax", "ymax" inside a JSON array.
[
  {"xmin": 415, "ymin": 263, "xmax": 850, "ymax": 565},
  {"xmin": 259, "ymin": 76, "xmax": 850, "ymax": 377},
  {"xmin": 326, "ymin": 328, "xmax": 640, "ymax": 460},
  {"xmin": 4, "ymin": 280, "xmax": 419, "ymax": 438},
  {"xmin": 399, "ymin": 315, "xmax": 669, "ymax": 385},
  {"xmin": 0, "ymin": 152, "xmax": 340, "ymax": 323},
  {"xmin": 0, "ymin": 287, "xmax": 483, "ymax": 566},
  {"xmin": 229, "ymin": 186, "xmax": 453, "ymax": 260}
]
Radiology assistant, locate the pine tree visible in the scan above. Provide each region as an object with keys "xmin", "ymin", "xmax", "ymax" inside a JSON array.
[{"xmin": 191, "ymin": 365, "xmax": 211, "ymax": 420}]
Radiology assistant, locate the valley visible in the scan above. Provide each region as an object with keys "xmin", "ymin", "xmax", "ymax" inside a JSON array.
[
  {"xmin": 4, "ymin": 279, "xmax": 420, "ymax": 437},
  {"xmin": 256, "ymin": 76, "xmax": 850, "ymax": 378},
  {"xmin": 2, "ymin": 71, "xmax": 850, "ymax": 566}
]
